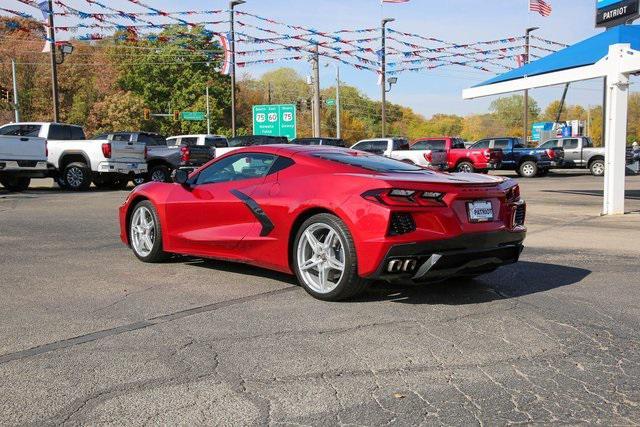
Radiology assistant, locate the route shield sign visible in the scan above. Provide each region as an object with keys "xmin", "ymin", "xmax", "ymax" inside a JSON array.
[{"xmin": 252, "ymin": 104, "xmax": 297, "ymax": 140}]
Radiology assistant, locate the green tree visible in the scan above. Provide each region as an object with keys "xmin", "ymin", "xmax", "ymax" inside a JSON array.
[
  {"xmin": 86, "ymin": 91, "xmax": 150, "ymax": 136},
  {"xmin": 490, "ymin": 95, "xmax": 540, "ymax": 135}
]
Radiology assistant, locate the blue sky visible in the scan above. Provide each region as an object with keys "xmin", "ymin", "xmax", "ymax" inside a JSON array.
[{"xmin": 8, "ymin": 0, "xmax": 629, "ymax": 118}]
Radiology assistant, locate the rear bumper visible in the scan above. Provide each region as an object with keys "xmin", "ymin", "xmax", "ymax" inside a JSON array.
[
  {"xmin": 0, "ymin": 160, "xmax": 49, "ymax": 178},
  {"xmin": 98, "ymin": 161, "xmax": 147, "ymax": 175},
  {"xmin": 366, "ymin": 229, "xmax": 526, "ymax": 282}
]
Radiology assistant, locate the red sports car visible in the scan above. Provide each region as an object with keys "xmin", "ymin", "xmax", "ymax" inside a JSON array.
[{"xmin": 119, "ymin": 145, "xmax": 526, "ymax": 301}]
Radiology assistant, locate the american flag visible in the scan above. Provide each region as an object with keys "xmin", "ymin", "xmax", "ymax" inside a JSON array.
[{"xmin": 530, "ymin": 0, "xmax": 552, "ymax": 17}]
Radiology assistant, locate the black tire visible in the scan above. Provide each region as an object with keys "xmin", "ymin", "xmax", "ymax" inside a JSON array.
[
  {"xmin": 132, "ymin": 174, "xmax": 147, "ymax": 186},
  {"xmin": 0, "ymin": 176, "xmax": 31, "ymax": 192},
  {"xmin": 149, "ymin": 165, "xmax": 171, "ymax": 183},
  {"xmin": 517, "ymin": 161, "xmax": 538, "ymax": 178},
  {"xmin": 590, "ymin": 159, "xmax": 605, "ymax": 176},
  {"xmin": 456, "ymin": 161, "xmax": 474, "ymax": 173},
  {"xmin": 54, "ymin": 175, "xmax": 68, "ymax": 189},
  {"xmin": 293, "ymin": 213, "xmax": 368, "ymax": 301},
  {"xmin": 128, "ymin": 200, "xmax": 170, "ymax": 263},
  {"xmin": 62, "ymin": 162, "xmax": 91, "ymax": 191}
]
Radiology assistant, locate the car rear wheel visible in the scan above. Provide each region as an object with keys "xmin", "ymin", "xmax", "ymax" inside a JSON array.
[
  {"xmin": 293, "ymin": 213, "xmax": 368, "ymax": 301},
  {"xmin": 456, "ymin": 161, "xmax": 474, "ymax": 173},
  {"xmin": 518, "ymin": 161, "xmax": 538, "ymax": 178},
  {"xmin": 63, "ymin": 162, "xmax": 91, "ymax": 191},
  {"xmin": 0, "ymin": 176, "xmax": 31, "ymax": 192},
  {"xmin": 149, "ymin": 165, "xmax": 171, "ymax": 183},
  {"xmin": 590, "ymin": 159, "xmax": 605, "ymax": 176},
  {"xmin": 129, "ymin": 200, "xmax": 170, "ymax": 263}
]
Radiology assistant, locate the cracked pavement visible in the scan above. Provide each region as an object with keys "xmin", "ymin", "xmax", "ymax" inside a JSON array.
[{"xmin": 1, "ymin": 171, "xmax": 639, "ymax": 425}]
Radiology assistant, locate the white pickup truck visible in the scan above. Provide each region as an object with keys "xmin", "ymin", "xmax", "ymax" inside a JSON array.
[
  {"xmin": 0, "ymin": 122, "xmax": 147, "ymax": 190},
  {"xmin": 0, "ymin": 132, "xmax": 48, "ymax": 192},
  {"xmin": 351, "ymin": 138, "xmax": 447, "ymax": 169}
]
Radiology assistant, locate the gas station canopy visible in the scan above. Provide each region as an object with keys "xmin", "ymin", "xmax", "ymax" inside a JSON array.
[{"xmin": 463, "ymin": 25, "xmax": 640, "ymax": 215}]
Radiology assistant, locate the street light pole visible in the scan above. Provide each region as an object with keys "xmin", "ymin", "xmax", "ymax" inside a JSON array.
[
  {"xmin": 311, "ymin": 44, "xmax": 321, "ymax": 138},
  {"xmin": 47, "ymin": 0, "xmax": 60, "ymax": 123},
  {"xmin": 523, "ymin": 26, "xmax": 539, "ymax": 144},
  {"xmin": 206, "ymin": 85, "xmax": 210, "ymax": 134},
  {"xmin": 11, "ymin": 59, "xmax": 20, "ymax": 122},
  {"xmin": 381, "ymin": 18, "xmax": 394, "ymax": 138},
  {"xmin": 229, "ymin": 0, "xmax": 245, "ymax": 137}
]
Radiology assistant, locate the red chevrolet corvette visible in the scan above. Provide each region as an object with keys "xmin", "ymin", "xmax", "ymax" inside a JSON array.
[{"xmin": 119, "ymin": 145, "xmax": 526, "ymax": 301}]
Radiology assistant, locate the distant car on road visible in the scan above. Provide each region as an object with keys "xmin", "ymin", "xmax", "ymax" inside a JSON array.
[
  {"xmin": 0, "ymin": 123, "xmax": 147, "ymax": 190},
  {"xmin": 352, "ymin": 137, "xmax": 447, "ymax": 169},
  {"xmin": 291, "ymin": 137, "xmax": 347, "ymax": 147},
  {"xmin": 0, "ymin": 132, "xmax": 48, "ymax": 192},
  {"xmin": 536, "ymin": 136, "xmax": 632, "ymax": 176},
  {"xmin": 411, "ymin": 137, "xmax": 503, "ymax": 173},
  {"xmin": 119, "ymin": 145, "xmax": 526, "ymax": 301},
  {"xmin": 471, "ymin": 137, "xmax": 564, "ymax": 178}
]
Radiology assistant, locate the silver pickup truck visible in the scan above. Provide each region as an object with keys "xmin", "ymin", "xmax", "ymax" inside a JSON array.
[{"xmin": 538, "ymin": 137, "xmax": 618, "ymax": 176}]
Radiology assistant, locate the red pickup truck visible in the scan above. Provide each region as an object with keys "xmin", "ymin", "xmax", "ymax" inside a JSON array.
[{"xmin": 411, "ymin": 137, "xmax": 503, "ymax": 173}]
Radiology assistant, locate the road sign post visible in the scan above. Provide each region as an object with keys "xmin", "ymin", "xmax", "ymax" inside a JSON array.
[{"xmin": 252, "ymin": 104, "xmax": 297, "ymax": 140}]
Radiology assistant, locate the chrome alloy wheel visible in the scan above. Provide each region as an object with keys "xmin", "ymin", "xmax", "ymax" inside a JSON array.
[
  {"xmin": 592, "ymin": 162, "xmax": 605, "ymax": 176},
  {"xmin": 66, "ymin": 166, "xmax": 84, "ymax": 188},
  {"xmin": 296, "ymin": 223, "xmax": 346, "ymax": 294},
  {"xmin": 457, "ymin": 163, "xmax": 473, "ymax": 173},
  {"xmin": 130, "ymin": 206, "xmax": 155, "ymax": 257}
]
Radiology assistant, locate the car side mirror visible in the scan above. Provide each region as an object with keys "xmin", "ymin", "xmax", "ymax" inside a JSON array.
[{"xmin": 174, "ymin": 169, "xmax": 190, "ymax": 186}]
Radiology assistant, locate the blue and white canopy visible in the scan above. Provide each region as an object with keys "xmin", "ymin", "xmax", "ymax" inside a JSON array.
[{"xmin": 463, "ymin": 25, "xmax": 640, "ymax": 99}]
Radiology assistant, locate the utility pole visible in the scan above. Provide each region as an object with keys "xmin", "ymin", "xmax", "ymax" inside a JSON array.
[
  {"xmin": 206, "ymin": 85, "xmax": 210, "ymax": 134},
  {"xmin": 267, "ymin": 81, "xmax": 272, "ymax": 104},
  {"xmin": 11, "ymin": 59, "xmax": 19, "ymax": 122},
  {"xmin": 47, "ymin": 0, "xmax": 60, "ymax": 122},
  {"xmin": 336, "ymin": 65, "xmax": 341, "ymax": 139},
  {"xmin": 381, "ymin": 18, "xmax": 394, "ymax": 138},
  {"xmin": 523, "ymin": 26, "xmax": 539, "ymax": 144},
  {"xmin": 311, "ymin": 44, "xmax": 321, "ymax": 138},
  {"xmin": 229, "ymin": 0, "xmax": 245, "ymax": 137}
]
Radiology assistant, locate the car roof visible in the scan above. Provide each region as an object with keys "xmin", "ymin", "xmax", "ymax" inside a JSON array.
[
  {"xmin": 3, "ymin": 122, "xmax": 82, "ymax": 127},
  {"xmin": 168, "ymin": 134, "xmax": 227, "ymax": 139}
]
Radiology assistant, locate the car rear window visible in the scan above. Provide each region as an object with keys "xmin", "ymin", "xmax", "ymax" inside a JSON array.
[
  {"xmin": 313, "ymin": 152, "xmax": 425, "ymax": 173},
  {"xmin": 205, "ymin": 137, "xmax": 228, "ymax": 147},
  {"xmin": 293, "ymin": 138, "xmax": 319, "ymax": 145},
  {"xmin": 412, "ymin": 140, "xmax": 445, "ymax": 150}
]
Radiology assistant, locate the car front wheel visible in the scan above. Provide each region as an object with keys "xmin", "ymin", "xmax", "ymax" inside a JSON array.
[
  {"xmin": 129, "ymin": 200, "xmax": 170, "ymax": 263},
  {"xmin": 518, "ymin": 161, "xmax": 538, "ymax": 178},
  {"xmin": 293, "ymin": 213, "xmax": 368, "ymax": 301},
  {"xmin": 63, "ymin": 162, "xmax": 91, "ymax": 191},
  {"xmin": 456, "ymin": 161, "xmax": 474, "ymax": 173}
]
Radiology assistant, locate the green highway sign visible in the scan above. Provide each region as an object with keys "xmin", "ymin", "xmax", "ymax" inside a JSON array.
[
  {"xmin": 326, "ymin": 98, "xmax": 336, "ymax": 106},
  {"xmin": 181, "ymin": 111, "xmax": 206, "ymax": 121},
  {"xmin": 252, "ymin": 104, "xmax": 297, "ymax": 140}
]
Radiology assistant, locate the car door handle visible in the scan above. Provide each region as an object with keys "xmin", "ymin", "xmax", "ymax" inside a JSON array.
[{"xmin": 20, "ymin": 137, "xmax": 29, "ymax": 141}]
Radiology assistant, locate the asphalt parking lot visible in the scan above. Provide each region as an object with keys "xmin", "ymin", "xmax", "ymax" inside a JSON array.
[{"xmin": 1, "ymin": 171, "xmax": 639, "ymax": 425}]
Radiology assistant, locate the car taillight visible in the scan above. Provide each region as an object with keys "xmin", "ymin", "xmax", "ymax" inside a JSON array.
[
  {"xmin": 483, "ymin": 149, "xmax": 491, "ymax": 159},
  {"xmin": 101, "ymin": 142, "xmax": 112, "ymax": 159},
  {"xmin": 546, "ymin": 148, "xmax": 555, "ymax": 159},
  {"xmin": 362, "ymin": 189, "xmax": 446, "ymax": 207},
  {"xmin": 423, "ymin": 152, "xmax": 433, "ymax": 163},
  {"xmin": 180, "ymin": 145, "xmax": 190, "ymax": 163}
]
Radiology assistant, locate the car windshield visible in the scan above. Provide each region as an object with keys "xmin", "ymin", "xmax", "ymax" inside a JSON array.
[{"xmin": 313, "ymin": 152, "xmax": 425, "ymax": 173}]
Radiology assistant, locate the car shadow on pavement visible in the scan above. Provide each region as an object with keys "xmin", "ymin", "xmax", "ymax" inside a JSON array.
[
  {"xmin": 542, "ymin": 189, "xmax": 640, "ymax": 200},
  {"xmin": 181, "ymin": 257, "xmax": 299, "ymax": 285},
  {"xmin": 355, "ymin": 261, "xmax": 591, "ymax": 305}
]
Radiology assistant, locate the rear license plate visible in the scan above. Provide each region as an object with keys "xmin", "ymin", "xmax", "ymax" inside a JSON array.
[{"xmin": 467, "ymin": 200, "xmax": 494, "ymax": 222}]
